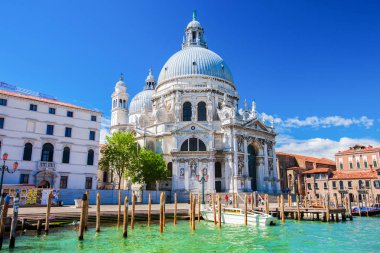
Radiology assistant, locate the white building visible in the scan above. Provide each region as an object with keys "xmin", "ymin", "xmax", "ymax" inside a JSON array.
[
  {"xmin": 0, "ymin": 88, "xmax": 101, "ymax": 190},
  {"xmin": 106, "ymin": 12, "xmax": 280, "ymax": 194}
]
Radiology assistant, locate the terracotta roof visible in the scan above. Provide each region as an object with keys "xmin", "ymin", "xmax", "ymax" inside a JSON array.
[
  {"xmin": 288, "ymin": 166, "xmax": 306, "ymax": 171},
  {"xmin": 336, "ymin": 145, "xmax": 380, "ymax": 155},
  {"xmin": 303, "ymin": 168, "xmax": 331, "ymax": 174},
  {"xmin": 0, "ymin": 89, "xmax": 101, "ymax": 113},
  {"xmin": 330, "ymin": 171, "xmax": 378, "ymax": 180},
  {"xmin": 276, "ymin": 152, "xmax": 336, "ymax": 166}
]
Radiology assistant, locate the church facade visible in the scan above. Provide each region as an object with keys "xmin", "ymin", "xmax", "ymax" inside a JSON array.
[{"xmin": 108, "ymin": 13, "xmax": 280, "ymax": 194}]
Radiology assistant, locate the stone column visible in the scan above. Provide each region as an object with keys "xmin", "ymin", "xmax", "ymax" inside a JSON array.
[
  {"xmin": 224, "ymin": 156, "xmax": 232, "ymax": 192},
  {"xmin": 172, "ymin": 158, "xmax": 178, "ymax": 192},
  {"xmin": 208, "ymin": 159, "xmax": 215, "ymax": 193},
  {"xmin": 185, "ymin": 160, "xmax": 190, "ymax": 191},
  {"xmin": 264, "ymin": 142, "xmax": 270, "ymax": 192},
  {"xmin": 243, "ymin": 137, "xmax": 250, "ymax": 191}
]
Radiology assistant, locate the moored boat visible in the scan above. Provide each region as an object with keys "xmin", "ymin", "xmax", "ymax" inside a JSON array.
[
  {"xmin": 352, "ymin": 203, "xmax": 380, "ymax": 216},
  {"xmin": 201, "ymin": 207, "xmax": 276, "ymax": 226}
]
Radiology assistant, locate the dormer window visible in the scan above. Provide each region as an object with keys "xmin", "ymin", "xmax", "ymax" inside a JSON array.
[{"xmin": 192, "ymin": 31, "xmax": 196, "ymax": 42}]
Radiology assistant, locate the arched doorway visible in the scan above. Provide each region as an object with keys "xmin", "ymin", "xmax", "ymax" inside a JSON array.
[
  {"xmin": 38, "ymin": 180, "xmax": 50, "ymax": 188},
  {"xmin": 248, "ymin": 144, "xmax": 257, "ymax": 191},
  {"xmin": 215, "ymin": 161, "xmax": 222, "ymax": 192}
]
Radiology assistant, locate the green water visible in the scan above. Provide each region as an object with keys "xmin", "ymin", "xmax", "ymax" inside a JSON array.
[{"xmin": 5, "ymin": 216, "xmax": 380, "ymax": 253}]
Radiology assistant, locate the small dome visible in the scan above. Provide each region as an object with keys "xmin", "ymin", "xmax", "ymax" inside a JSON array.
[
  {"xmin": 187, "ymin": 20, "xmax": 202, "ymax": 30},
  {"xmin": 157, "ymin": 47, "xmax": 233, "ymax": 86},
  {"xmin": 145, "ymin": 68, "xmax": 155, "ymax": 83},
  {"xmin": 115, "ymin": 73, "xmax": 126, "ymax": 87},
  {"xmin": 129, "ymin": 89, "xmax": 155, "ymax": 115}
]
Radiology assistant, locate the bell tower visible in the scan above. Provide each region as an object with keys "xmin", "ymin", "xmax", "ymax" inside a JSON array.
[{"xmin": 110, "ymin": 73, "xmax": 129, "ymax": 133}]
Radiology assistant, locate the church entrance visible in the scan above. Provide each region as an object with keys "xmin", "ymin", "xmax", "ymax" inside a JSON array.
[
  {"xmin": 248, "ymin": 144, "xmax": 257, "ymax": 191},
  {"xmin": 215, "ymin": 181, "xmax": 222, "ymax": 192},
  {"xmin": 38, "ymin": 180, "xmax": 50, "ymax": 188}
]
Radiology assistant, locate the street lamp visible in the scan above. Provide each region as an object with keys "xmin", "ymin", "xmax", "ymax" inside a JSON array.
[
  {"xmin": 1, "ymin": 153, "xmax": 19, "ymax": 194},
  {"xmin": 196, "ymin": 168, "xmax": 209, "ymax": 205}
]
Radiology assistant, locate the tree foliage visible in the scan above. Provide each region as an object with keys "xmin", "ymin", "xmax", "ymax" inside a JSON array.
[
  {"xmin": 130, "ymin": 148, "xmax": 168, "ymax": 185},
  {"xmin": 99, "ymin": 131, "xmax": 168, "ymax": 189},
  {"xmin": 99, "ymin": 131, "xmax": 139, "ymax": 189}
]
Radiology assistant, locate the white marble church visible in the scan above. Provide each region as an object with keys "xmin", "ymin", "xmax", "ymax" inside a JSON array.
[{"xmin": 108, "ymin": 12, "xmax": 280, "ymax": 194}]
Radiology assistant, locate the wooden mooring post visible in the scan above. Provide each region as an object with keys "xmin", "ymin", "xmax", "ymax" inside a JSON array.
[
  {"xmin": 131, "ymin": 193, "xmax": 136, "ymax": 229},
  {"xmin": 117, "ymin": 190, "xmax": 122, "ymax": 228},
  {"xmin": 0, "ymin": 195, "xmax": 10, "ymax": 250},
  {"xmin": 159, "ymin": 192, "xmax": 164, "ymax": 233},
  {"xmin": 78, "ymin": 193, "xmax": 87, "ymax": 241},
  {"xmin": 348, "ymin": 196, "xmax": 353, "ymax": 220},
  {"xmin": 244, "ymin": 194, "xmax": 248, "ymax": 226},
  {"xmin": 96, "ymin": 192, "xmax": 100, "ymax": 232},
  {"xmin": 45, "ymin": 191, "xmax": 53, "ymax": 234},
  {"xmin": 198, "ymin": 194, "xmax": 201, "ymax": 223},
  {"xmin": 326, "ymin": 195, "xmax": 330, "ymax": 222},
  {"xmin": 174, "ymin": 193, "xmax": 177, "ymax": 225},
  {"xmin": 265, "ymin": 194, "xmax": 269, "ymax": 214},
  {"xmin": 213, "ymin": 194, "xmax": 216, "ymax": 225},
  {"xmin": 148, "ymin": 194, "xmax": 152, "ymax": 227},
  {"xmin": 9, "ymin": 193, "xmax": 20, "ymax": 249},
  {"xmin": 296, "ymin": 195, "xmax": 301, "ymax": 221},
  {"xmin": 218, "ymin": 194, "xmax": 222, "ymax": 228},
  {"xmin": 84, "ymin": 191, "xmax": 89, "ymax": 230},
  {"xmin": 251, "ymin": 192, "xmax": 254, "ymax": 210},
  {"xmin": 191, "ymin": 195, "xmax": 196, "ymax": 231},
  {"xmin": 288, "ymin": 194, "xmax": 291, "ymax": 207},
  {"xmin": 281, "ymin": 194, "xmax": 285, "ymax": 223},
  {"xmin": 36, "ymin": 220, "xmax": 42, "ymax": 236},
  {"xmin": 163, "ymin": 192, "xmax": 166, "ymax": 227},
  {"xmin": 123, "ymin": 196, "xmax": 129, "ymax": 238}
]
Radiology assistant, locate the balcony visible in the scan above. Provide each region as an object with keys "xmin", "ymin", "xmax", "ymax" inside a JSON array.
[{"xmin": 38, "ymin": 161, "xmax": 56, "ymax": 170}]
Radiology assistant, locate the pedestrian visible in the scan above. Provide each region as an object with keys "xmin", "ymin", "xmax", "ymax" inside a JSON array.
[{"xmin": 225, "ymin": 194, "xmax": 229, "ymax": 206}]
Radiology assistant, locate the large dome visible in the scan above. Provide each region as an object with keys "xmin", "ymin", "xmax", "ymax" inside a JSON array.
[
  {"xmin": 157, "ymin": 47, "xmax": 233, "ymax": 85},
  {"xmin": 129, "ymin": 89, "xmax": 155, "ymax": 115}
]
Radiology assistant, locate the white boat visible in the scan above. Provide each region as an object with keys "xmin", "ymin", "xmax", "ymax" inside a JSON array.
[{"xmin": 201, "ymin": 207, "xmax": 276, "ymax": 226}]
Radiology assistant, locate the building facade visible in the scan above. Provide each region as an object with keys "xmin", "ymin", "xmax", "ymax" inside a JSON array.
[
  {"xmin": 0, "ymin": 89, "xmax": 101, "ymax": 190},
  {"xmin": 303, "ymin": 145, "xmax": 380, "ymax": 204},
  {"xmin": 104, "ymin": 13, "xmax": 280, "ymax": 194},
  {"xmin": 276, "ymin": 152, "xmax": 336, "ymax": 195}
]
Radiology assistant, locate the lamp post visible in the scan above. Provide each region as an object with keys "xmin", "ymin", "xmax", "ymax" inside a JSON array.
[
  {"xmin": 196, "ymin": 168, "xmax": 209, "ymax": 205},
  {"xmin": 0, "ymin": 153, "xmax": 19, "ymax": 194}
]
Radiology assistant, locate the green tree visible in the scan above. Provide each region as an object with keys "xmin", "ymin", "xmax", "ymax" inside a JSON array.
[
  {"xmin": 99, "ymin": 131, "xmax": 139, "ymax": 189},
  {"xmin": 130, "ymin": 148, "xmax": 167, "ymax": 186}
]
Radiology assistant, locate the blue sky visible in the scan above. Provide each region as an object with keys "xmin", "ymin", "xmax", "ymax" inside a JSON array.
[{"xmin": 1, "ymin": 1, "xmax": 379, "ymax": 158}]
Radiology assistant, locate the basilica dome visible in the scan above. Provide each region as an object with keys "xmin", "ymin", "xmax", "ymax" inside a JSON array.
[
  {"xmin": 157, "ymin": 47, "xmax": 233, "ymax": 85},
  {"xmin": 129, "ymin": 69, "xmax": 156, "ymax": 115},
  {"xmin": 157, "ymin": 13, "xmax": 233, "ymax": 87},
  {"xmin": 129, "ymin": 89, "xmax": 155, "ymax": 115}
]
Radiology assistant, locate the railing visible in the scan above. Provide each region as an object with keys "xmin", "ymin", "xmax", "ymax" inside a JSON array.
[{"xmin": 38, "ymin": 161, "xmax": 56, "ymax": 170}]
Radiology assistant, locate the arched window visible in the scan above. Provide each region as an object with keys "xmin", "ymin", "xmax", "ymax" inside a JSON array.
[
  {"xmin": 87, "ymin": 149, "xmax": 94, "ymax": 166},
  {"xmin": 167, "ymin": 162, "xmax": 173, "ymax": 178},
  {"xmin": 339, "ymin": 180, "xmax": 344, "ymax": 190},
  {"xmin": 197, "ymin": 102, "xmax": 207, "ymax": 121},
  {"xmin": 215, "ymin": 162, "xmax": 222, "ymax": 178},
  {"xmin": 183, "ymin": 102, "xmax": 192, "ymax": 121},
  {"xmin": 23, "ymin": 143, "xmax": 33, "ymax": 161},
  {"xmin": 180, "ymin": 139, "xmax": 189, "ymax": 151},
  {"xmin": 41, "ymin": 143, "xmax": 54, "ymax": 162},
  {"xmin": 180, "ymin": 138, "xmax": 206, "ymax": 151},
  {"xmin": 62, "ymin": 147, "xmax": 70, "ymax": 164}
]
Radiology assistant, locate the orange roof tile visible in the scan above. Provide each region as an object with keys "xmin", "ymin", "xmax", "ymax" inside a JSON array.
[
  {"xmin": 330, "ymin": 171, "xmax": 378, "ymax": 180},
  {"xmin": 303, "ymin": 168, "xmax": 331, "ymax": 174},
  {"xmin": 336, "ymin": 145, "xmax": 380, "ymax": 155},
  {"xmin": 276, "ymin": 152, "xmax": 335, "ymax": 166},
  {"xmin": 0, "ymin": 89, "xmax": 101, "ymax": 113}
]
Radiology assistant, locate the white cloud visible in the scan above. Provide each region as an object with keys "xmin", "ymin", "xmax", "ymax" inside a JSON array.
[
  {"xmin": 100, "ymin": 117, "xmax": 110, "ymax": 144},
  {"xmin": 276, "ymin": 135, "xmax": 380, "ymax": 160},
  {"xmin": 260, "ymin": 113, "xmax": 374, "ymax": 129}
]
